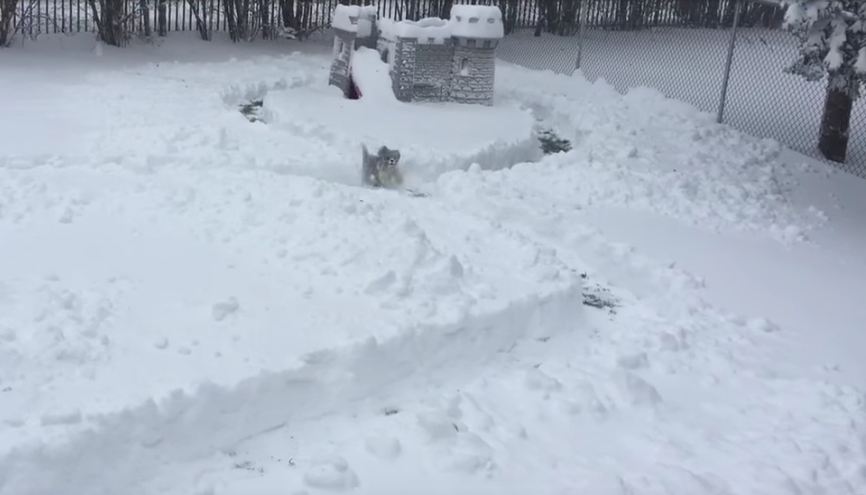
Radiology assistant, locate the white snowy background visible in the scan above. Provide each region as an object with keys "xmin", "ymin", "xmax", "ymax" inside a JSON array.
[{"xmin": 0, "ymin": 32, "xmax": 865, "ymax": 495}]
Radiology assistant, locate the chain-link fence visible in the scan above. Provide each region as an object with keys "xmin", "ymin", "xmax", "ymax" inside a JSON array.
[{"xmin": 498, "ymin": 1, "xmax": 866, "ymax": 179}]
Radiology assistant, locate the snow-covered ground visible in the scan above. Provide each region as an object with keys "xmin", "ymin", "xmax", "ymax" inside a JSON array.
[{"xmin": 1, "ymin": 33, "xmax": 865, "ymax": 495}]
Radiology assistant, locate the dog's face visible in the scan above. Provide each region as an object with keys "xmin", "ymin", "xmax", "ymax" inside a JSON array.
[{"xmin": 379, "ymin": 147, "xmax": 401, "ymax": 169}]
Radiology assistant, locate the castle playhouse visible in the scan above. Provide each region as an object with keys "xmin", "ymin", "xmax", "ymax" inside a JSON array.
[{"xmin": 329, "ymin": 5, "xmax": 504, "ymax": 106}]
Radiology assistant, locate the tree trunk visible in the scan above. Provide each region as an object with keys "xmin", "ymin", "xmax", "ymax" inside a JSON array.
[
  {"xmin": 158, "ymin": 0, "xmax": 167, "ymax": 35},
  {"xmin": 705, "ymin": 0, "xmax": 719, "ymax": 27},
  {"xmin": 1, "ymin": 0, "xmax": 17, "ymax": 45},
  {"xmin": 260, "ymin": 0, "xmax": 269, "ymax": 38},
  {"xmin": 141, "ymin": 0, "xmax": 152, "ymax": 36},
  {"xmin": 439, "ymin": 0, "xmax": 452, "ymax": 20},
  {"xmin": 819, "ymin": 83, "xmax": 853, "ymax": 163}
]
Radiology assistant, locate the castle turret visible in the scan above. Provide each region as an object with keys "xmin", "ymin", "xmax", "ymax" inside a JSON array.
[
  {"xmin": 382, "ymin": 18, "xmax": 453, "ymax": 102},
  {"xmin": 448, "ymin": 5, "xmax": 504, "ymax": 106}
]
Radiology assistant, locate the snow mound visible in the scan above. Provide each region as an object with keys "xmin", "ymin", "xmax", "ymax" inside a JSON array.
[
  {"xmin": 493, "ymin": 63, "xmax": 825, "ymax": 241},
  {"xmin": 350, "ymin": 47, "xmax": 396, "ymax": 103}
]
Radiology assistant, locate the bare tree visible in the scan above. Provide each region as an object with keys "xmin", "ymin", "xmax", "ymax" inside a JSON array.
[
  {"xmin": 224, "ymin": 0, "xmax": 271, "ymax": 41},
  {"xmin": 2, "ymin": 0, "xmax": 57, "ymax": 46},
  {"xmin": 186, "ymin": 0, "xmax": 211, "ymax": 40},
  {"xmin": 140, "ymin": 0, "xmax": 151, "ymax": 36},
  {"xmin": 87, "ymin": 0, "xmax": 131, "ymax": 46},
  {"xmin": 157, "ymin": 0, "xmax": 167, "ymax": 35}
]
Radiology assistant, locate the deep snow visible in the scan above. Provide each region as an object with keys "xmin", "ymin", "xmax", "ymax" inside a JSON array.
[
  {"xmin": 1, "ymin": 32, "xmax": 865, "ymax": 495},
  {"xmin": 496, "ymin": 27, "xmax": 866, "ymax": 178}
]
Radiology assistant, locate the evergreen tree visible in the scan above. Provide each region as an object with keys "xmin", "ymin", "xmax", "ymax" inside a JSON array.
[{"xmin": 784, "ymin": 0, "xmax": 866, "ymax": 162}]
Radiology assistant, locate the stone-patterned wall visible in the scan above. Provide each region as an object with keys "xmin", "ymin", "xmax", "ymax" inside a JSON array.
[
  {"xmin": 412, "ymin": 41, "xmax": 454, "ymax": 102},
  {"xmin": 329, "ymin": 30, "xmax": 357, "ymax": 97},
  {"xmin": 450, "ymin": 40, "xmax": 497, "ymax": 106},
  {"xmin": 391, "ymin": 39, "xmax": 417, "ymax": 102}
]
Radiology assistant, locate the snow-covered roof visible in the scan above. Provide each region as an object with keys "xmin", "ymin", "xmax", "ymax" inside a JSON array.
[
  {"xmin": 378, "ymin": 8, "xmax": 503, "ymax": 44},
  {"xmin": 379, "ymin": 17, "xmax": 451, "ymax": 44},
  {"xmin": 332, "ymin": 5, "xmax": 376, "ymax": 33},
  {"xmin": 450, "ymin": 5, "xmax": 503, "ymax": 39}
]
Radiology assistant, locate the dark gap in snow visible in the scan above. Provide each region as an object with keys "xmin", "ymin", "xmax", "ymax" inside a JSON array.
[
  {"xmin": 538, "ymin": 128, "xmax": 572, "ymax": 155},
  {"xmin": 239, "ymin": 99, "xmax": 264, "ymax": 122},
  {"xmin": 347, "ymin": 74, "xmax": 361, "ymax": 100},
  {"xmin": 582, "ymin": 284, "xmax": 618, "ymax": 313}
]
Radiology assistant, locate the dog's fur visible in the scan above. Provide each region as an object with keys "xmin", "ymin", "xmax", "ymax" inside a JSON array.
[{"xmin": 362, "ymin": 145, "xmax": 403, "ymax": 188}]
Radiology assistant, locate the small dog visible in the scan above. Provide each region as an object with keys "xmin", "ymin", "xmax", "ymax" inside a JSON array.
[{"xmin": 362, "ymin": 145, "xmax": 403, "ymax": 189}]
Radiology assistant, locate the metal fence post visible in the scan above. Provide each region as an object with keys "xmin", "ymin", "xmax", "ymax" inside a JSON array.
[
  {"xmin": 574, "ymin": 0, "xmax": 586, "ymax": 73},
  {"xmin": 717, "ymin": 0, "xmax": 742, "ymax": 124}
]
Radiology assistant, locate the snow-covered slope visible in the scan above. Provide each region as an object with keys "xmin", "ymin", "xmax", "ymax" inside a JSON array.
[{"xmin": 0, "ymin": 34, "xmax": 864, "ymax": 495}]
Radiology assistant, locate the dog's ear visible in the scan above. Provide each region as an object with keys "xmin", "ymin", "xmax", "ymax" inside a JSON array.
[{"xmin": 394, "ymin": 150, "xmax": 401, "ymax": 160}]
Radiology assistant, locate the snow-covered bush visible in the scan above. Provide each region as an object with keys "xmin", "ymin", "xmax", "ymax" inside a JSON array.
[{"xmin": 783, "ymin": 0, "xmax": 866, "ymax": 161}]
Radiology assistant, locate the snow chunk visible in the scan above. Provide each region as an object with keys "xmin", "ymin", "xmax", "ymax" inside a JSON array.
[
  {"xmin": 211, "ymin": 297, "xmax": 239, "ymax": 321},
  {"xmin": 332, "ymin": 5, "xmax": 361, "ymax": 33},
  {"xmin": 364, "ymin": 436, "xmax": 402, "ymax": 460},
  {"xmin": 450, "ymin": 5, "xmax": 504, "ymax": 39},
  {"xmin": 40, "ymin": 410, "xmax": 83, "ymax": 426},
  {"xmin": 357, "ymin": 5, "xmax": 377, "ymax": 37},
  {"xmin": 401, "ymin": 18, "xmax": 452, "ymax": 44},
  {"xmin": 856, "ymin": 47, "xmax": 866, "ymax": 74}
]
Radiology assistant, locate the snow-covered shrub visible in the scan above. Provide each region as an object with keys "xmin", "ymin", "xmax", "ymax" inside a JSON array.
[{"xmin": 783, "ymin": 0, "xmax": 866, "ymax": 161}]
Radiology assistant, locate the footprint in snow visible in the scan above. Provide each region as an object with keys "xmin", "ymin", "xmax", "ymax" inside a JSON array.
[
  {"xmin": 303, "ymin": 456, "xmax": 359, "ymax": 491},
  {"xmin": 365, "ymin": 436, "xmax": 402, "ymax": 460}
]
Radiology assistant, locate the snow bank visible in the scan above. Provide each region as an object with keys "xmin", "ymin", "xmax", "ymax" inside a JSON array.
[
  {"xmin": 492, "ymin": 62, "xmax": 824, "ymax": 241},
  {"xmin": 350, "ymin": 47, "xmax": 396, "ymax": 103},
  {"xmin": 450, "ymin": 5, "xmax": 504, "ymax": 39},
  {"xmin": 0, "ymin": 282, "xmax": 583, "ymax": 495}
]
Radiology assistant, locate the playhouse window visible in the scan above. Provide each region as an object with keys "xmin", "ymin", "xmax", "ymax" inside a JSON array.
[
  {"xmin": 460, "ymin": 58, "xmax": 470, "ymax": 76},
  {"xmin": 467, "ymin": 39, "xmax": 476, "ymax": 47},
  {"xmin": 469, "ymin": 17, "xmax": 479, "ymax": 23},
  {"xmin": 455, "ymin": 15, "xmax": 462, "ymax": 21},
  {"xmin": 483, "ymin": 40, "xmax": 492, "ymax": 48},
  {"xmin": 487, "ymin": 18, "xmax": 495, "ymax": 23}
]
